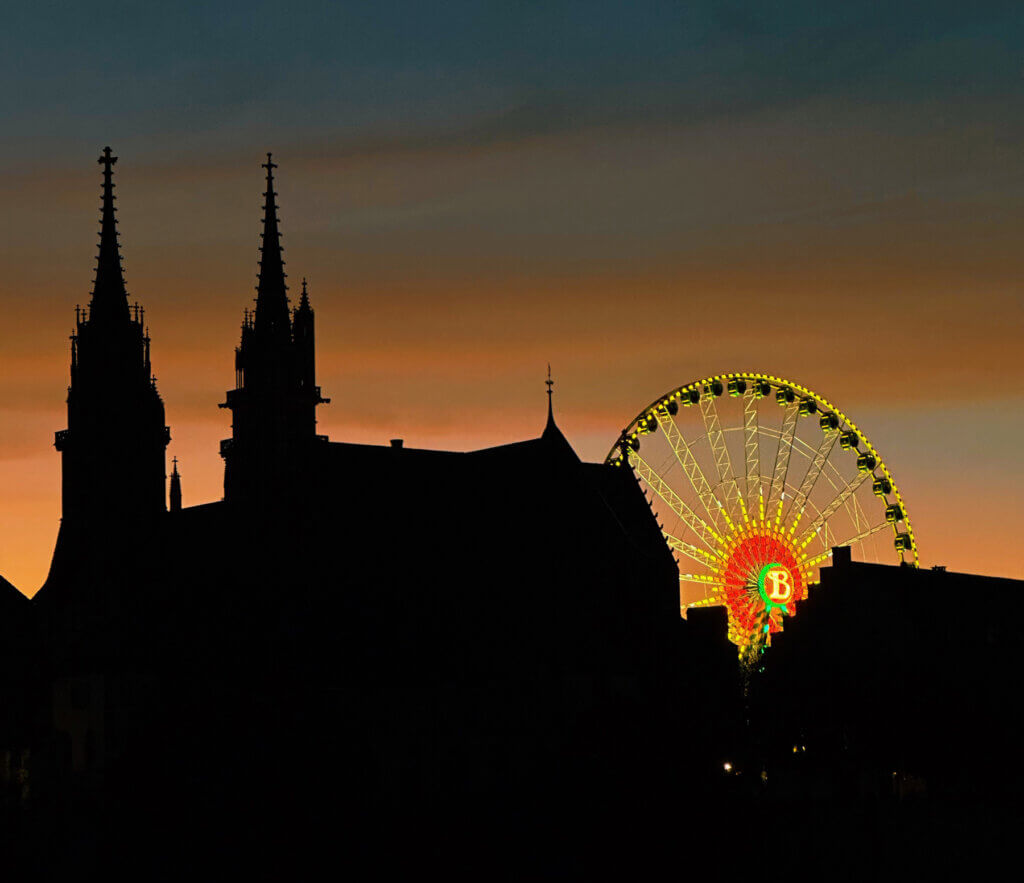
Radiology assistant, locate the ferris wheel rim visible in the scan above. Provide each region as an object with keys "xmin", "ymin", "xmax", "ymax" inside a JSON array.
[{"xmin": 606, "ymin": 371, "xmax": 918, "ymax": 567}]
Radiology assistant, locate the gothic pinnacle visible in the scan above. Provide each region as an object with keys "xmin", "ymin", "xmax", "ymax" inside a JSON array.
[
  {"xmin": 89, "ymin": 146, "xmax": 130, "ymax": 324},
  {"xmin": 545, "ymin": 364, "xmax": 555, "ymax": 427},
  {"xmin": 254, "ymin": 153, "xmax": 291, "ymax": 338}
]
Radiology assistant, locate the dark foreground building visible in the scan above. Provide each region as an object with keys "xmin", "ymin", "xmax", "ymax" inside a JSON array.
[
  {"xmin": 2, "ymin": 150, "xmax": 1022, "ymax": 879},
  {"xmin": 684, "ymin": 549, "xmax": 1024, "ymax": 876},
  {"xmin": 1, "ymin": 151, "xmax": 688, "ymax": 878}
]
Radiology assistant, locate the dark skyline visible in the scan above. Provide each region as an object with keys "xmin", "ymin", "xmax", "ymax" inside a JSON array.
[{"xmin": 2, "ymin": 3, "xmax": 1023, "ymax": 591}]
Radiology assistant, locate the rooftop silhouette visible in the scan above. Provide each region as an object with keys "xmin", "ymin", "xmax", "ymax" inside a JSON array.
[{"xmin": 1, "ymin": 148, "xmax": 1021, "ymax": 879}]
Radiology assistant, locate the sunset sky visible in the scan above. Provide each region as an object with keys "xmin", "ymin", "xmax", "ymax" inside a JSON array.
[{"xmin": 2, "ymin": 2, "xmax": 1023, "ymax": 594}]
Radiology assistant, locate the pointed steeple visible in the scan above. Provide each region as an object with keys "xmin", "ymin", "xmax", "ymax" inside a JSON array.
[
  {"xmin": 254, "ymin": 153, "xmax": 290, "ymax": 338},
  {"xmin": 51, "ymin": 148, "xmax": 170, "ymax": 537},
  {"xmin": 540, "ymin": 366, "xmax": 581, "ymax": 463},
  {"xmin": 292, "ymin": 276, "xmax": 325, "ymax": 405},
  {"xmin": 544, "ymin": 364, "xmax": 556, "ymax": 434},
  {"xmin": 89, "ymin": 146, "xmax": 130, "ymax": 324},
  {"xmin": 540, "ymin": 365, "xmax": 577, "ymax": 458},
  {"xmin": 220, "ymin": 163, "xmax": 328, "ymax": 504},
  {"xmin": 169, "ymin": 456, "xmax": 182, "ymax": 513}
]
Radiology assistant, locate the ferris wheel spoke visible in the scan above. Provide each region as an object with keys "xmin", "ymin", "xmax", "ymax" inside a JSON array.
[
  {"xmin": 628, "ymin": 450, "xmax": 724, "ymax": 551},
  {"xmin": 821, "ymin": 520, "xmax": 835, "ymax": 551},
  {"xmin": 796, "ymin": 469, "xmax": 872, "ymax": 550},
  {"xmin": 783, "ymin": 429, "xmax": 839, "ymax": 529},
  {"xmin": 767, "ymin": 403, "xmax": 800, "ymax": 525},
  {"xmin": 840, "ymin": 517, "xmax": 892, "ymax": 549},
  {"xmin": 732, "ymin": 541, "xmax": 762, "ymax": 580},
  {"xmin": 845, "ymin": 487, "xmax": 871, "ymax": 537},
  {"xmin": 664, "ymin": 533, "xmax": 722, "ymax": 568},
  {"xmin": 802, "ymin": 520, "xmax": 893, "ymax": 569},
  {"xmin": 654, "ymin": 409, "xmax": 724, "ymax": 532},
  {"xmin": 699, "ymin": 388, "xmax": 744, "ymax": 523},
  {"xmin": 742, "ymin": 390, "xmax": 761, "ymax": 515},
  {"xmin": 678, "ymin": 572, "xmax": 724, "ymax": 597}
]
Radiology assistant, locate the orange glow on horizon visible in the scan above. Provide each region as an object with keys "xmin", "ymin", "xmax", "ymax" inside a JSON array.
[{"xmin": 3, "ymin": 122, "xmax": 1023, "ymax": 595}]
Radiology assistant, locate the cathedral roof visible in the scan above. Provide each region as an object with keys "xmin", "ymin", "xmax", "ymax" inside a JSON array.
[{"xmin": 0, "ymin": 574, "xmax": 28, "ymax": 608}]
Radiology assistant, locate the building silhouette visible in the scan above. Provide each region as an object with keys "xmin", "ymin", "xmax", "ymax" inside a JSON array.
[
  {"xmin": 1, "ymin": 149, "xmax": 1022, "ymax": 878},
  {"xmin": 220, "ymin": 154, "xmax": 328, "ymax": 507},
  {"xmin": 4, "ymin": 149, "xmax": 684, "ymax": 877}
]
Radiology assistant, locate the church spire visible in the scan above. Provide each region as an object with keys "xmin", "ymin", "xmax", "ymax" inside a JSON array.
[
  {"xmin": 220, "ymin": 161, "xmax": 327, "ymax": 505},
  {"xmin": 51, "ymin": 148, "xmax": 170, "ymax": 537},
  {"xmin": 540, "ymin": 365, "xmax": 577, "ymax": 458},
  {"xmin": 544, "ymin": 364, "xmax": 555, "ymax": 432},
  {"xmin": 169, "ymin": 457, "xmax": 182, "ymax": 513},
  {"xmin": 254, "ymin": 153, "xmax": 290, "ymax": 338},
  {"xmin": 89, "ymin": 146, "xmax": 130, "ymax": 324}
]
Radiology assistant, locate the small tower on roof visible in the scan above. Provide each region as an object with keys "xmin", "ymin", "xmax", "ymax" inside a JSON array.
[
  {"xmin": 540, "ymin": 365, "xmax": 577, "ymax": 458},
  {"xmin": 293, "ymin": 278, "xmax": 317, "ymax": 398},
  {"xmin": 544, "ymin": 364, "xmax": 555, "ymax": 430},
  {"xmin": 169, "ymin": 457, "xmax": 182, "ymax": 513},
  {"xmin": 220, "ymin": 155, "xmax": 328, "ymax": 505}
]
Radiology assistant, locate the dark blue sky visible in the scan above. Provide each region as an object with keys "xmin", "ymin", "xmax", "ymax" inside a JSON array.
[{"xmin": 3, "ymin": 2, "xmax": 1022, "ymax": 160}]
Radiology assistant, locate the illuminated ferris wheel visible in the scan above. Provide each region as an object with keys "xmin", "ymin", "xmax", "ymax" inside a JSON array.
[{"xmin": 606, "ymin": 373, "xmax": 917, "ymax": 661}]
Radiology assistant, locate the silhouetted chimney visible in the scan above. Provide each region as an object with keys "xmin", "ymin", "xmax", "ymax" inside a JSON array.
[{"xmin": 831, "ymin": 545, "xmax": 852, "ymax": 569}]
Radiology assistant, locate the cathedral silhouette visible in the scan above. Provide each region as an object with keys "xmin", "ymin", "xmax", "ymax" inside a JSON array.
[
  {"xmin": 4, "ymin": 149, "xmax": 1023, "ymax": 879},
  {"xmin": 0, "ymin": 149, "xmax": 683, "ymax": 876}
]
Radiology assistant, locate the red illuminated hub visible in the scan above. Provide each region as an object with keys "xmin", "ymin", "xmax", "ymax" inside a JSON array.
[{"xmin": 717, "ymin": 529, "xmax": 807, "ymax": 642}]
